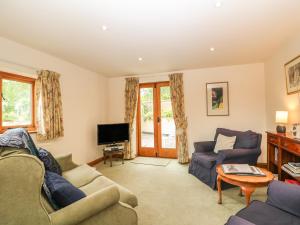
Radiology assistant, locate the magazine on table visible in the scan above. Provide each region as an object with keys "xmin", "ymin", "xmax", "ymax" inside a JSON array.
[{"xmin": 222, "ymin": 164, "xmax": 266, "ymax": 176}]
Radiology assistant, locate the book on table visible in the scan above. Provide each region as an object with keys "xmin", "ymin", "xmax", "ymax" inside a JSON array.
[
  {"xmin": 282, "ymin": 164, "xmax": 300, "ymax": 176},
  {"xmin": 288, "ymin": 162, "xmax": 300, "ymax": 171},
  {"xmin": 222, "ymin": 164, "xmax": 265, "ymax": 176}
]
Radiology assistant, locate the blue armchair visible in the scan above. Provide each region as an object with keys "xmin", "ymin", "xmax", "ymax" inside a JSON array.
[
  {"xmin": 188, "ymin": 128, "xmax": 262, "ymax": 189},
  {"xmin": 226, "ymin": 181, "xmax": 300, "ymax": 225}
]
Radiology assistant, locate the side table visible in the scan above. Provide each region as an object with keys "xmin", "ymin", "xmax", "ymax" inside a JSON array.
[{"xmin": 103, "ymin": 149, "xmax": 124, "ymax": 167}]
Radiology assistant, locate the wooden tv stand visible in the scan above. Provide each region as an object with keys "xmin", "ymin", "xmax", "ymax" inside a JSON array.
[{"xmin": 267, "ymin": 132, "xmax": 300, "ymax": 181}]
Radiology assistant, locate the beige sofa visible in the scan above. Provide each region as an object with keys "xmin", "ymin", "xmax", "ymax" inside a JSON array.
[{"xmin": 0, "ymin": 151, "xmax": 138, "ymax": 225}]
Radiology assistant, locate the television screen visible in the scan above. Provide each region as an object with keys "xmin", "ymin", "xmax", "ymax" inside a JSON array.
[{"xmin": 97, "ymin": 123, "xmax": 129, "ymax": 145}]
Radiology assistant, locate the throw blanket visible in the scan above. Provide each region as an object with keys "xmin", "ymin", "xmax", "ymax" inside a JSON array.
[{"xmin": 0, "ymin": 128, "xmax": 39, "ymax": 156}]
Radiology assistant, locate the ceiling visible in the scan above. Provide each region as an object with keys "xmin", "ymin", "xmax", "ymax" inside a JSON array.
[{"xmin": 0, "ymin": 0, "xmax": 300, "ymax": 77}]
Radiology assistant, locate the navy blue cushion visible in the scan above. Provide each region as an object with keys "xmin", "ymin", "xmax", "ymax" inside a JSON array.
[
  {"xmin": 214, "ymin": 128, "xmax": 259, "ymax": 149},
  {"xmin": 236, "ymin": 200, "xmax": 300, "ymax": 225},
  {"xmin": 38, "ymin": 148, "xmax": 62, "ymax": 175},
  {"xmin": 45, "ymin": 171, "xmax": 86, "ymax": 208}
]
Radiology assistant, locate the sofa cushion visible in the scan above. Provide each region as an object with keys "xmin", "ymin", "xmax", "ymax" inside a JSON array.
[
  {"xmin": 214, "ymin": 134, "xmax": 236, "ymax": 153},
  {"xmin": 214, "ymin": 128, "xmax": 259, "ymax": 149},
  {"xmin": 80, "ymin": 176, "xmax": 138, "ymax": 208},
  {"xmin": 62, "ymin": 164, "xmax": 101, "ymax": 188},
  {"xmin": 45, "ymin": 171, "xmax": 86, "ymax": 208},
  {"xmin": 236, "ymin": 200, "xmax": 300, "ymax": 225},
  {"xmin": 38, "ymin": 148, "xmax": 62, "ymax": 175},
  {"xmin": 191, "ymin": 152, "xmax": 217, "ymax": 169}
]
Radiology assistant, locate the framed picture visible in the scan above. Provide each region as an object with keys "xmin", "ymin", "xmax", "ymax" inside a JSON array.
[
  {"xmin": 285, "ymin": 55, "xmax": 300, "ymax": 95},
  {"xmin": 206, "ymin": 82, "xmax": 229, "ymax": 116}
]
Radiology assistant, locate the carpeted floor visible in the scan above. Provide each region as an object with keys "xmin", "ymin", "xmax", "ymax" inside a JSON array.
[{"xmin": 96, "ymin": 158, "xmax": 267, "ymax": 225}]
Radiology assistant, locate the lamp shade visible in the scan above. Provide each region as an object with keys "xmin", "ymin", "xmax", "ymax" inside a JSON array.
[{"xmin": 276, "ymin": 111, "xmax": 288, "ymax": 124}]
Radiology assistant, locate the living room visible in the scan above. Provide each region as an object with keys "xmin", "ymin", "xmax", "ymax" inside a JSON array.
[{"xmin": 0, "ymin": 1, "xmax": 300, "ymax": 225}]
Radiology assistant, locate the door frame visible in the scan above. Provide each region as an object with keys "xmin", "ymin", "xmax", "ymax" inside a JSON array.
[{"xmin": 136, "ymin": 82, "xmax": 177, "ymax": 158}]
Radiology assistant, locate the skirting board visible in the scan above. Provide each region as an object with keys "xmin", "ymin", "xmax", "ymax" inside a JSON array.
[{"xmin": 88, "ymin": 157, "xmax": 104, "ymax": 167}]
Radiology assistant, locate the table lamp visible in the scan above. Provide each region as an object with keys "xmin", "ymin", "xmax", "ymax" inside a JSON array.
[{"xmin": 276, "ymin": 111, "xmax": 288, "ymax": 133}]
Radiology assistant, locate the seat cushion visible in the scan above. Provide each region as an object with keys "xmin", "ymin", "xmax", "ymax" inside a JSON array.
[
  {"xmin": 236, "ymin": 200, "xmax": 300, "ymax": 225},
  {"xmin": 191, "ymin": 152, "xmax": 217, "ymax": 169},
  {"xmin": 62, "ymin": 164, "xmax": 101, "ymax": 188},
  {"xmin": 80, "ymin": 176, "xmax": 138, "ymax": 208}
]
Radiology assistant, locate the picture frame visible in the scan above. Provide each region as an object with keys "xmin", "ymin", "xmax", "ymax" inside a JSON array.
[
  {"xmin": 206, "ymin": 82, "xmax": 229, "ymax": 116},
  {"xmin": 285, "ymin": 55, "xmax": 300, "ymax": 95}
]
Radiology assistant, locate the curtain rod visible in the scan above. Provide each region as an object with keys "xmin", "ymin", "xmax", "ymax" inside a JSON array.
[
  {"xmin": 0, "ymin": 58, "xmax": 40, "ymax": 72},
  {"xmin": 122, "ymin": 73, "xmax": 171, "ymax": 79}
]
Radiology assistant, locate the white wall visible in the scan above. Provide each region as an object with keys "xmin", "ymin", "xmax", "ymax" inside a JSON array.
[
  {"xmin": 107, "ymin": 63, "xmax": 267, "ymax": 162},
  {"xmin": 0, "ymin": 37, "xmax": 107, "ymax": 164},
  {"xmin": 265, "ymin": 32, "xmax": 300, "ymax": 132}
]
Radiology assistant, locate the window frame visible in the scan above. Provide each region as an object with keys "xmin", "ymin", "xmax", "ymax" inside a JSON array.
[{"xmin": 0, "ymin": 71, "xmax": 36, "ymax": 133}]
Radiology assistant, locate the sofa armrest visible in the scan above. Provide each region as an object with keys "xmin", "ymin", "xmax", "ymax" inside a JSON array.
[
  {"xmin": 50, "ymin": 185, "xmax": 120, "ymax": 225},
  {"xmin": 194, "ymin": 141, "xmax": 215, "ymax": 153},
  {"xmin": 55, "ymin": 153, "xmax": 79, "ymax": 172},
  {"xmin": 226, "ymin": 216, "xmax": 255, "ymax": 225},
  {"xmin": 217, "ymin": 148, "xmax": 260, "ymax": 164},
  {"xmin": 266, "ymin": 180, "xmax": 300, "ymax": 217}
]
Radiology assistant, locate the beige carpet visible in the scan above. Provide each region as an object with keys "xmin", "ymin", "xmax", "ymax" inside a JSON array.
[
  {"xmin": 130, "ymin": 157, "xmax": 171, "ymax": 166},
  {"xmin": 96, "ymin": 159, "xmax": 267, "ymax": 225}
]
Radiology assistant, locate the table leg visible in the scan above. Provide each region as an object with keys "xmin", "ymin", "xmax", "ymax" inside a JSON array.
[
  {"xmin": 239, "ymin": 188, "xmax": 243, "ymax": 196},
  {"xmin": 242, "ymin": 187, "xmax": 255, "ymax": 206},
  {"xmin": 104, "ymin": 153, "xmax": 106, "ymax": 164},
  {"xmin": 122, "ymin": 152, "xmax": 124, "ymax": 164},
  {"xmin": 217, "ymin": 175, "xmax": 222, "ymax": 204},
  {"xmin": 110, "ymin": 154, "xmax": 112, "ymax": 167}
]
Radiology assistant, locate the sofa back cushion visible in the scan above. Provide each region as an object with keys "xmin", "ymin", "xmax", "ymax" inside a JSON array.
[{"xmin": 214, "ymin": 128, "xmax": 260, "ymax": 149}]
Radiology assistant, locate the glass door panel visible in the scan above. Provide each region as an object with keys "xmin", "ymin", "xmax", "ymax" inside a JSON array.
[{"xmin": 140, "ymin": 88, "xmax": 155, "ymax": 148}]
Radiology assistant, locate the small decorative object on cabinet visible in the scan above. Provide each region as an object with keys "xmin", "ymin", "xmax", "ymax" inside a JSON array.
[
  {"xmin": 275, "ymin": 111, "xmax": 288, "ymax": 133},
  {"xmin": 267, "ymin": 131, "xmax": 300, "ymax": 181}
]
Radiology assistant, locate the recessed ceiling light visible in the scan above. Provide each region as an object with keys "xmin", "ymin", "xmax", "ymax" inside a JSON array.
[
  {"xmin": 138, "ymin": 57, "xmax": 143, "ymax": 61},
  {"xmin": 215, "ymin": 1, "xmax": 222, "ymax": 8},
  {"xmin": 210, "ymin": 47, "xmax": 215, "ymax": 52},
  {"xmin": 101, "ymin": 25, "xmax": 108, "ymax": 31}
]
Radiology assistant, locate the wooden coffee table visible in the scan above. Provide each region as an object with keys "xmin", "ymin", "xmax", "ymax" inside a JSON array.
[{"xmin": 216, "ymin": 165, "xmax": 274, "ymax": 206}]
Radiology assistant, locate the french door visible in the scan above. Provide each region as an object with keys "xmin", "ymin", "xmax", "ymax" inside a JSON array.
[{"xmin": 137, "ymin": 82, "xmax": 177, "ymax": 158}]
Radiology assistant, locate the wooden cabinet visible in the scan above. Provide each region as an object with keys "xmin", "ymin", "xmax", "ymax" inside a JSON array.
[{"xmin": 267, "ymin": 132, "xmax": 300, "ymax": 181}]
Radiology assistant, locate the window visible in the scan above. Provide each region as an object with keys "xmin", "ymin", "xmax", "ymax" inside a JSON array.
[{"xmin": 0, "ymin": 71, "xmax": 36, "ymax": 132}]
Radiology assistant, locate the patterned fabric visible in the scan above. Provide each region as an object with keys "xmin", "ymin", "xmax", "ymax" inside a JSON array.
[
  {"xmin": 38, "ymin": 148, "xmax": 62, "ymax": 175},
  {"xmin": 124, "ymin": 77, "xmax": 139, "ymax": 159},
  {"xmin": 169, "ymin": 73, "xmax": 189, "ymax": 163},
  {"xmin": 0, "ymin": 128, "xmax": 39, "ymax": 156},
  {"xmin": 35, "ymin": 70, "xmax": 64, "ymax": 141}
]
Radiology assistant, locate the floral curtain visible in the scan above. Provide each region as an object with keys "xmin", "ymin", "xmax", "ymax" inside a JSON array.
[
  {"xmin": 124, "ymin": 77, "xmax": 139, "ymax": 159},
  {"xmin": 35, "ymin": 70, "xmax": 64, "ymax": 141},
  {"xmin": 169, "ymin": 73, "xmax": 189, "ymax": 163}
]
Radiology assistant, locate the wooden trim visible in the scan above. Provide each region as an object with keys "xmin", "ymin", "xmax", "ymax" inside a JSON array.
[
  {"xmin": 0, "ymin": 71, "xmax": 36, "ymax": 132},
  {"xmin": 137, "ymin": 82, "xmax": 177, "ymax": 158},
  {"xmin": 88, "ymin": 157, "xmax": 104, "ymax": 167},
  {"xmin": 256, "ymin": 163, "xmax": 267, "ymax": 169}
]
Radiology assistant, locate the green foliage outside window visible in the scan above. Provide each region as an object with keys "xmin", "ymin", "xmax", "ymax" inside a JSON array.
[
  {"xmin": 140, "ymin": 86, "xmax": 173, "ymax": 122},
  {"xmin": 2, "ymin": 79, "xmax": 32, "ymax": 125}
]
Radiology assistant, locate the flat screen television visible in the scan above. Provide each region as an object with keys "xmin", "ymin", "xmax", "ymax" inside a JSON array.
[{"xmin": 97, "ymin": 123, "xmax": 129, "ymax": 145}]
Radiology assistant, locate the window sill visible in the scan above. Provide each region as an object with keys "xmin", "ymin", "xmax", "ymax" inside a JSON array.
[{"xmin": 0, "ymin": 127, "xmax": 37, "ymax": 134}]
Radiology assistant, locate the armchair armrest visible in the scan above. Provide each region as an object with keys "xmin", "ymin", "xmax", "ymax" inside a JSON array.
[
  {"xmin": 194, "ymin": 141, "xmax": 215, "ymax": 153},
  {"xmin": 217, "ymin": 148, "xmax": 260, "ymax": 164},
  {"xmin": 55, "ymin": 153, "xmax": 79, "ymax": 172},
  {"xmin": 226, "ymin": 216, "xmax": 255, "ymax": 225},
  {"xmin": 266, "ymin": 180, "xmax": 300, "ymax": 217},
  {"xmin": 50, "ymin": 185, "xmax": 120, "ymax": 225}
]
